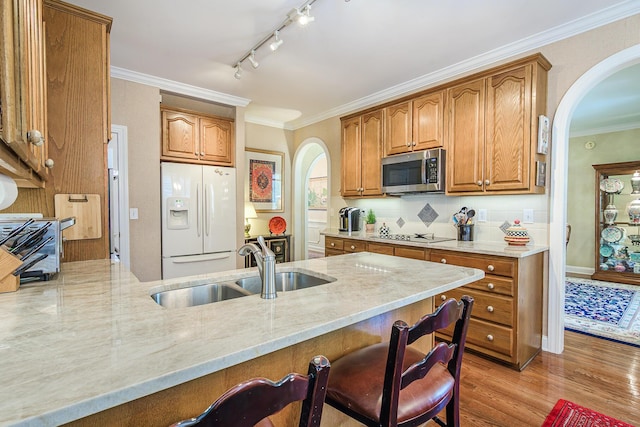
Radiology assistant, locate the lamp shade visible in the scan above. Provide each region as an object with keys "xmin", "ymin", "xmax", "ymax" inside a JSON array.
[{"xmin": 244, "ymin": 202, "xmax": 258, "ymax": 219}]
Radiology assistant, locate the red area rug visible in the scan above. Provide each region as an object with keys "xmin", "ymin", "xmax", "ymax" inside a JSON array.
[{"xmin": 542, "ymin": 399, "xmax": 635, "ymax": 427}]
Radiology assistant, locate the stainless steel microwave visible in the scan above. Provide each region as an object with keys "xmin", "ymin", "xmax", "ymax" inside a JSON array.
[{"xmin": 381, "ymin": 148, "xmax": 446, "ymax": 194}]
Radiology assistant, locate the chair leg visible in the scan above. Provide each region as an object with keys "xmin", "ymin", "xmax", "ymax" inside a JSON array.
[{"xmin": 444, "ymin": 393, "xmax": 460, "ymax": 427}]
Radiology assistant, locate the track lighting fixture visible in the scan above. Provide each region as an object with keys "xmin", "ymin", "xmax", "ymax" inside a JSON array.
[
  {"xmin": 248, "ymin": 50, "xmax": 259, "ymax": 69},
  {"xmin": 269, "ymin": 30, "xmax": 284, "ymax": 51},
  {"xmin": 231, "ymin": 0, "xmax": 326, "ymax": 78},
  {"xmin": 297, "ymin": 5, "xmax": 315, "ymax": 26}
]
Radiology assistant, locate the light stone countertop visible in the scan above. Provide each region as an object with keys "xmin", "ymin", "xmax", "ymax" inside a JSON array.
[
  {"xmin": 321, "ymin": 228, "xmax": 549, "ymax": 258},
  {"xmin": 0, "ymin": 252, "xmax": 484, "ymax": 426}
]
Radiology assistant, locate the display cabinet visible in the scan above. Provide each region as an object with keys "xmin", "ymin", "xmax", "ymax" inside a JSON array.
[{"xmin": 592, "ymin": 161, "xmax": 640, "ymax": 286}]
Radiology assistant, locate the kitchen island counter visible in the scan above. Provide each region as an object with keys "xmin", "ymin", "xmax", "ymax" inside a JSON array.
[{"xmin": 0, "ymin": 253, "xmax": 483, "ymax": 426}]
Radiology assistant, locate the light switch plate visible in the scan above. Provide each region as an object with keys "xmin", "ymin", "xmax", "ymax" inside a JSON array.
[
  {"xmin": 130, "ymin": 208, "xmax": 139, "ymax": 220},
  {"xmin": 523, "ymin": 209, "xmax": 534, "ymax": 223},
  {"xmin": 477, "ymin": 209, "xmax": 487, "ymax": 222}
]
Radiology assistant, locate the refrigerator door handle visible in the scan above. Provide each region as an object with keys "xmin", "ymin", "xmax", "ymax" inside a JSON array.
[
  {"xmin": 196, "ymin": 183, "xmax": 201, "ymax": 237},
  {"xmin": 204, "ymin": 184, "xmax": 210, "ymax": 236}
]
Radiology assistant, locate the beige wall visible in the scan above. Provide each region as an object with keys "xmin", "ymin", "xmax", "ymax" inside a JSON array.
[
  {"xmin": 111, "ymin": 79, "xmax": 162, "ymax": 282},
  {"xmin": 245, "ymin": 123, "xmax": 294, "ymax": 236},
  {"xmin": 567, "ymin": 129, "xmax": 640, "ymax": 271}
]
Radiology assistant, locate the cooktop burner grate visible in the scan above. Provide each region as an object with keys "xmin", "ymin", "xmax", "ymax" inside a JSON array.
[{"xmin": 377, "ymin": 233, "xmax": 454, "ymax": 243}]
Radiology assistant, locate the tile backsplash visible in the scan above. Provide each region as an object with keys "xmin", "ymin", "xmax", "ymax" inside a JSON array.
[{"xmin": 342, "ymin": 193, "xmax": 548, "ymax": 245}]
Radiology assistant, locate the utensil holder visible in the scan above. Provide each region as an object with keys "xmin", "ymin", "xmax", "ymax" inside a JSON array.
[
  {"xmin": 0, "ymin": 248, "xmax": 22, "ymax": 293},
  {"xmin": 457, "ymin": 224, "xmax": 474, "ymax": 241}
]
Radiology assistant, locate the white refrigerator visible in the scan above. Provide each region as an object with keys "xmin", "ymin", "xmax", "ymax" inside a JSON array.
[{"xmin": 161, "ymin": 162, "xmax": 237, "ymax": 279}]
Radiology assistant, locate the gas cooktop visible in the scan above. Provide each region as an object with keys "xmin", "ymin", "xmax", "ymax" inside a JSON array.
[{"xmin": 377, "ymin": 233, "xmax": 454, "ymax": 243}]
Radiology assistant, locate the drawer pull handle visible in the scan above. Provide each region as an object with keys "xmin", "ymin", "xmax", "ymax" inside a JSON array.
[
  {"xmin": 440, "ymin": 295, "xmax": 447, "ymax": 301},
  {"xmin": 440, "ymin": 258, "xmax": 447, "ymax": 264},
  {"xmin": 330, "ymin": 242, "xmax": 335, "ymax": 247},
  {"xmin": 486, "ymin": 334, "xmax": 494, "ymax": 342},
  {"xmin": 487, "ymin": 264, "xmax": 495, "ymax": 272},
  {"xmin": 350, "ymin": 245, "xmax": 356, "ymax": 250},
  {"xmin": 487, "ymin": 305, "xmax": 494, "ymax": 313},
  {"xmin": 487, "ymin": 283, "xmax": 495, "ymax": 290}
]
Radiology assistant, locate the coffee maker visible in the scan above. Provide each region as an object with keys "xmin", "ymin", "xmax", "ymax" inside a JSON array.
[{"xmin": 338, "ymin": 207, "xmax": 362, "ymax": 232}]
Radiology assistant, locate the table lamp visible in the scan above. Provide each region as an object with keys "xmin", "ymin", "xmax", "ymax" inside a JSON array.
[{"xmin": 244, "ymin": 202, "xmax": 258, "ymax": 237}]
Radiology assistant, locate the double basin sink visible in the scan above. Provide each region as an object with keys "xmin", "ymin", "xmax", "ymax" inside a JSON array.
[{"xmin": 151, "ymin": 270, "xmax": 336, "ymax": 309}]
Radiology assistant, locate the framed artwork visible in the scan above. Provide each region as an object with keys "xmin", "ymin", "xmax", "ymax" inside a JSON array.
[{"xmin": 246, "ymin": 148, "xmax": 284, "ymax": 212}]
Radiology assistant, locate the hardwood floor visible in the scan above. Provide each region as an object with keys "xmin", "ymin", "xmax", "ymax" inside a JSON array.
[{"xmin": 451, "ymin": 331, "xmax": 640, "ymax": 426}]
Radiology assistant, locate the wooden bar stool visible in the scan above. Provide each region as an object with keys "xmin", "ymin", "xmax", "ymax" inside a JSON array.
[
  {"xmin": 170, "ymin": 355, "xmax": 330, "ymax": 427},
  {"xmin": 325, "ymin": 296, "xmax": 474, "ymax": 427}
]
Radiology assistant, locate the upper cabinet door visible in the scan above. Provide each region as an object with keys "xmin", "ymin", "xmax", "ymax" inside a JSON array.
[
  {"xmin": 412, "ymin": 90, "xmax": 444, "ymax": 151},
  {"xmin": 446, "ymin": 78, "xmax": 486, "ymax": 193},
  {"xmin": 485, "ymin": 65, "xmax": 531, "ymax": 192},
  {"xmin": 200, "ymin": 116, "xmax": 233, "ymax": 166},
  {"xmin": 340, "ymin": 116, "xmax": 362, "ymax": 197},
  {"xmin": 384, "ymin": 101, "xmax": 412, "ymax": 156},
  {"xmin": 360, "ymin": 110, "xmax": 383, "ymax": 196},
  {"xmin": 162, "ymin": 109, "xmax": 199, "ymax": 160}
]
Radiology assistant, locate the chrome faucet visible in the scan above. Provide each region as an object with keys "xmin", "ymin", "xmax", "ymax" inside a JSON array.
[{"xmin": 238, "ymin": 236, "xmax": 277, "ymax": 299}]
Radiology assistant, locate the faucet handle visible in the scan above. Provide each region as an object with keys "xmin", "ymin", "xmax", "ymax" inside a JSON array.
[{"xmin": 257, "ymin": 236, "xmax": 276, "ymax": 258}]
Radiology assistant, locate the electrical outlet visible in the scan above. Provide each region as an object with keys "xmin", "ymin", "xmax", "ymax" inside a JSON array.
[
  {"xmin": 477, "ymin": 209, "xmax": 487, "ymax": 222},
  {"xmin": 130, "ymin": 208, "xmax": 139, "ymax": 220},
  {"xmin": 523, "ymin": 209, "xmax": 534, "ymax": 223}
]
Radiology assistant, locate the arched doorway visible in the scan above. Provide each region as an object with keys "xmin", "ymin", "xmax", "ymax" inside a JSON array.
[
  {"xmin": 548, "ymin": 44, "xmax": 640, "ymax": 354},
  {"xmin": 292, "ymin": 138, "xmax": 332, "ymax": 261}
]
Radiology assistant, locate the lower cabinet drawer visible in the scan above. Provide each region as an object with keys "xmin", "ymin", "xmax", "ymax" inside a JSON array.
[
  {"xmin": 431, "ymin": 250, "xmax": 515, "ymax": 277},
  {"xmin": 325, "ymin": 237, "xmax": 344, "ymax": 251},
  {"xmin": 343, "ymin": 239, "xmax": 366, "ymax": 253},
  {"xmin": 438, "ymin": 288, "xmax": 514, "ymax": 327},
  {"xmin": 394, "ymin": 246, "xmax": 426, "ymax": 260},
  {"xmin": 324, "ymin": 248, "xmax": 344, "ymax": 257},
  {"xmin": 464, "ymin": 275, "xmax": 515, "ymax": 297},
  {"xmin": 438, "ymin": 317, "xmax": 514, "ymax": 359},
  {"xmin": 368, "ymin": 243, "xmax": 394, "ymax": 255}
]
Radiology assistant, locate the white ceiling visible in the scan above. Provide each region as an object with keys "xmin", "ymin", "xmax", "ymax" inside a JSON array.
[{"xmin": 65, "ymin": 0, "xmax": 640, "ymax": 131}]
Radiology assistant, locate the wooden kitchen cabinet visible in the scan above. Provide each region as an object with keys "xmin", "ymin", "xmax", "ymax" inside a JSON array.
[
  {"xmin": 431, "ymin": 249, "xmax": 544, "ymax": 370},
  {"xmin": 244, "ymin": 235, "xmax": 291, "ymax": 268},
  {"xmin": 0, "ymin": 0, "xmax": 50, "ymax": 187},
  {"xmin": 161, "ymin": 107, "xmax": 234, "ymax": 167},
  {"xmin": 340, "ymin": 109, "xmax": 383, "ymax": 198},
  {"xmin": 446, "ymin": 55, "xmax": 550, "ymax": 195},
  {"xmin": 384, "ymin": 90, "xmax": 444, "ymax": 156},
  {"xmin": 326, "ymin": 237, "xmax": 430, "ymax": 260}
]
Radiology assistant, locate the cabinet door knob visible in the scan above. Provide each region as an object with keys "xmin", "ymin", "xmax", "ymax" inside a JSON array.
[
  {"xmin": 200, "ymin": 152, "xmax": 205, "ymax": 156},
  {"xmin": 486, "ymin": 334, "xmax": 494, "ymax": 342},
  {"xmin": 330, "ymin": 242, "xmax": 335, "ymax": 247},
  {"xmin": 487, "ymin": 282, "xmax": 495, "ymax": 290},
  {"xmin": 406, "ymin": 142, "xmax": 410, "ymax": 147},
  {"xmin": 412, "ymin": 141, "xmax": 416, "ymax": 146},
  {"xmin": 477, "ymin": 181, "xmax": 483, "ymax": 186},
  {"xmin": 350, "ymin": 245, "xmax": 356, "ymax": 250},
  {"xmin": 487, "ymin": 305, "xmax": 494, "ymax": 313},
  {"xmin": 484, "ymin": 179, "xmax": 490, "ymax": 185},
  {"xmin": 27, "ymin": 130, "xmax": 44, "ymax": 146},
  {"xmin": 45, "ymin": 158, "xmax": 54, "ymax": 168},
  {"xmin": 487, "ymin": 264, "xmax": 495, "ymax": 272},
  {"xmin": 441, "ymin": 295, "xmax": 447, "ymax": 301},
  {"xmin": 440, "ymin": 258, "xmax": 447, "ymax": 264}
]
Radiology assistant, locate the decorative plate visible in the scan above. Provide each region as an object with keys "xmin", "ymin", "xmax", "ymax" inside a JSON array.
[
  {"xmin": 601, "ymin": 226, "xmax": 624, "ymax": 243},
  {"xmin": 600, "ymin": 178, "xmax": 624, "ymax": 194},
  {"xmin": 599, "ymin": 244, "xmax": 614, "ymax": 257},
  {"xmin": 269, "ymin": 216, "xmax": 286, "ymax": 234}
]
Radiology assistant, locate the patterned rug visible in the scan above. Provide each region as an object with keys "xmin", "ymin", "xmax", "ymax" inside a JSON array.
[
  {"xmin": 542, "ymin": 399, "xmax": 635, "ymax": 427},
  {"xmin": 565, "ymin": 277, "xmax": 640, "ymax": 347}
]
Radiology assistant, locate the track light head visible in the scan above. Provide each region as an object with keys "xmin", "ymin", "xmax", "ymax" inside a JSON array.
[
  {"xmin": 248, "ymin": 50, "xmax": 259, "ymax": 69},
  {"xmin": 297, "ymin": 5, "xmax": 315, "ymax": 26},
  {"xmin": 269, "ymin": 30, "xmax": 283, "ymax": 51},
  {"xmin": 234, "ymin": 62, "xmax": 243, "ymax": 79}
]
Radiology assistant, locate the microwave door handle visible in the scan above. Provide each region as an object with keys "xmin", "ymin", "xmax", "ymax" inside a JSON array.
[{"xmin": 421, "ymin": 159, "xmax": 427, "ymax": 184}]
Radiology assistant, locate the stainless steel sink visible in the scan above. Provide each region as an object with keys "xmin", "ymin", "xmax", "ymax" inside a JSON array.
[
  {"xmin": 151, "ymin": 283, "xmax": 252, "ymax": 309},
  {"xmin": 235, "ymin": 271, "xmax": 335, "ymax": 294},
  {"xmin": 151, "ymin": 271, "xmax": 336, "ymax": 308}
]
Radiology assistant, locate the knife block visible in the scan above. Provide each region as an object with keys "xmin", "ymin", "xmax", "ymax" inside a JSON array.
[{"xmin": 0, "ymin": 248, "xmax": 22, "ymax": 293}]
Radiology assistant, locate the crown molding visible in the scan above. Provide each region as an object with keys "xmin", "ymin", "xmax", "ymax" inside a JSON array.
[
  {"xmin": 286, "ymin": 2, "xmax": 640, "ymax": 129},
  {"xmin": 110, "ymin": 67, "xmax": 251, "ymax": 107},
  {"xmin": 570, "ymin": 120, "xmax": 640, "ymax": 137}
]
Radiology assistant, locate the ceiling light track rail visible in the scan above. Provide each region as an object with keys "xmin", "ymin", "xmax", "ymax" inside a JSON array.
[{"xmin": 232, "ymin": 0, "xmax": 318, "ymax": 79}]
